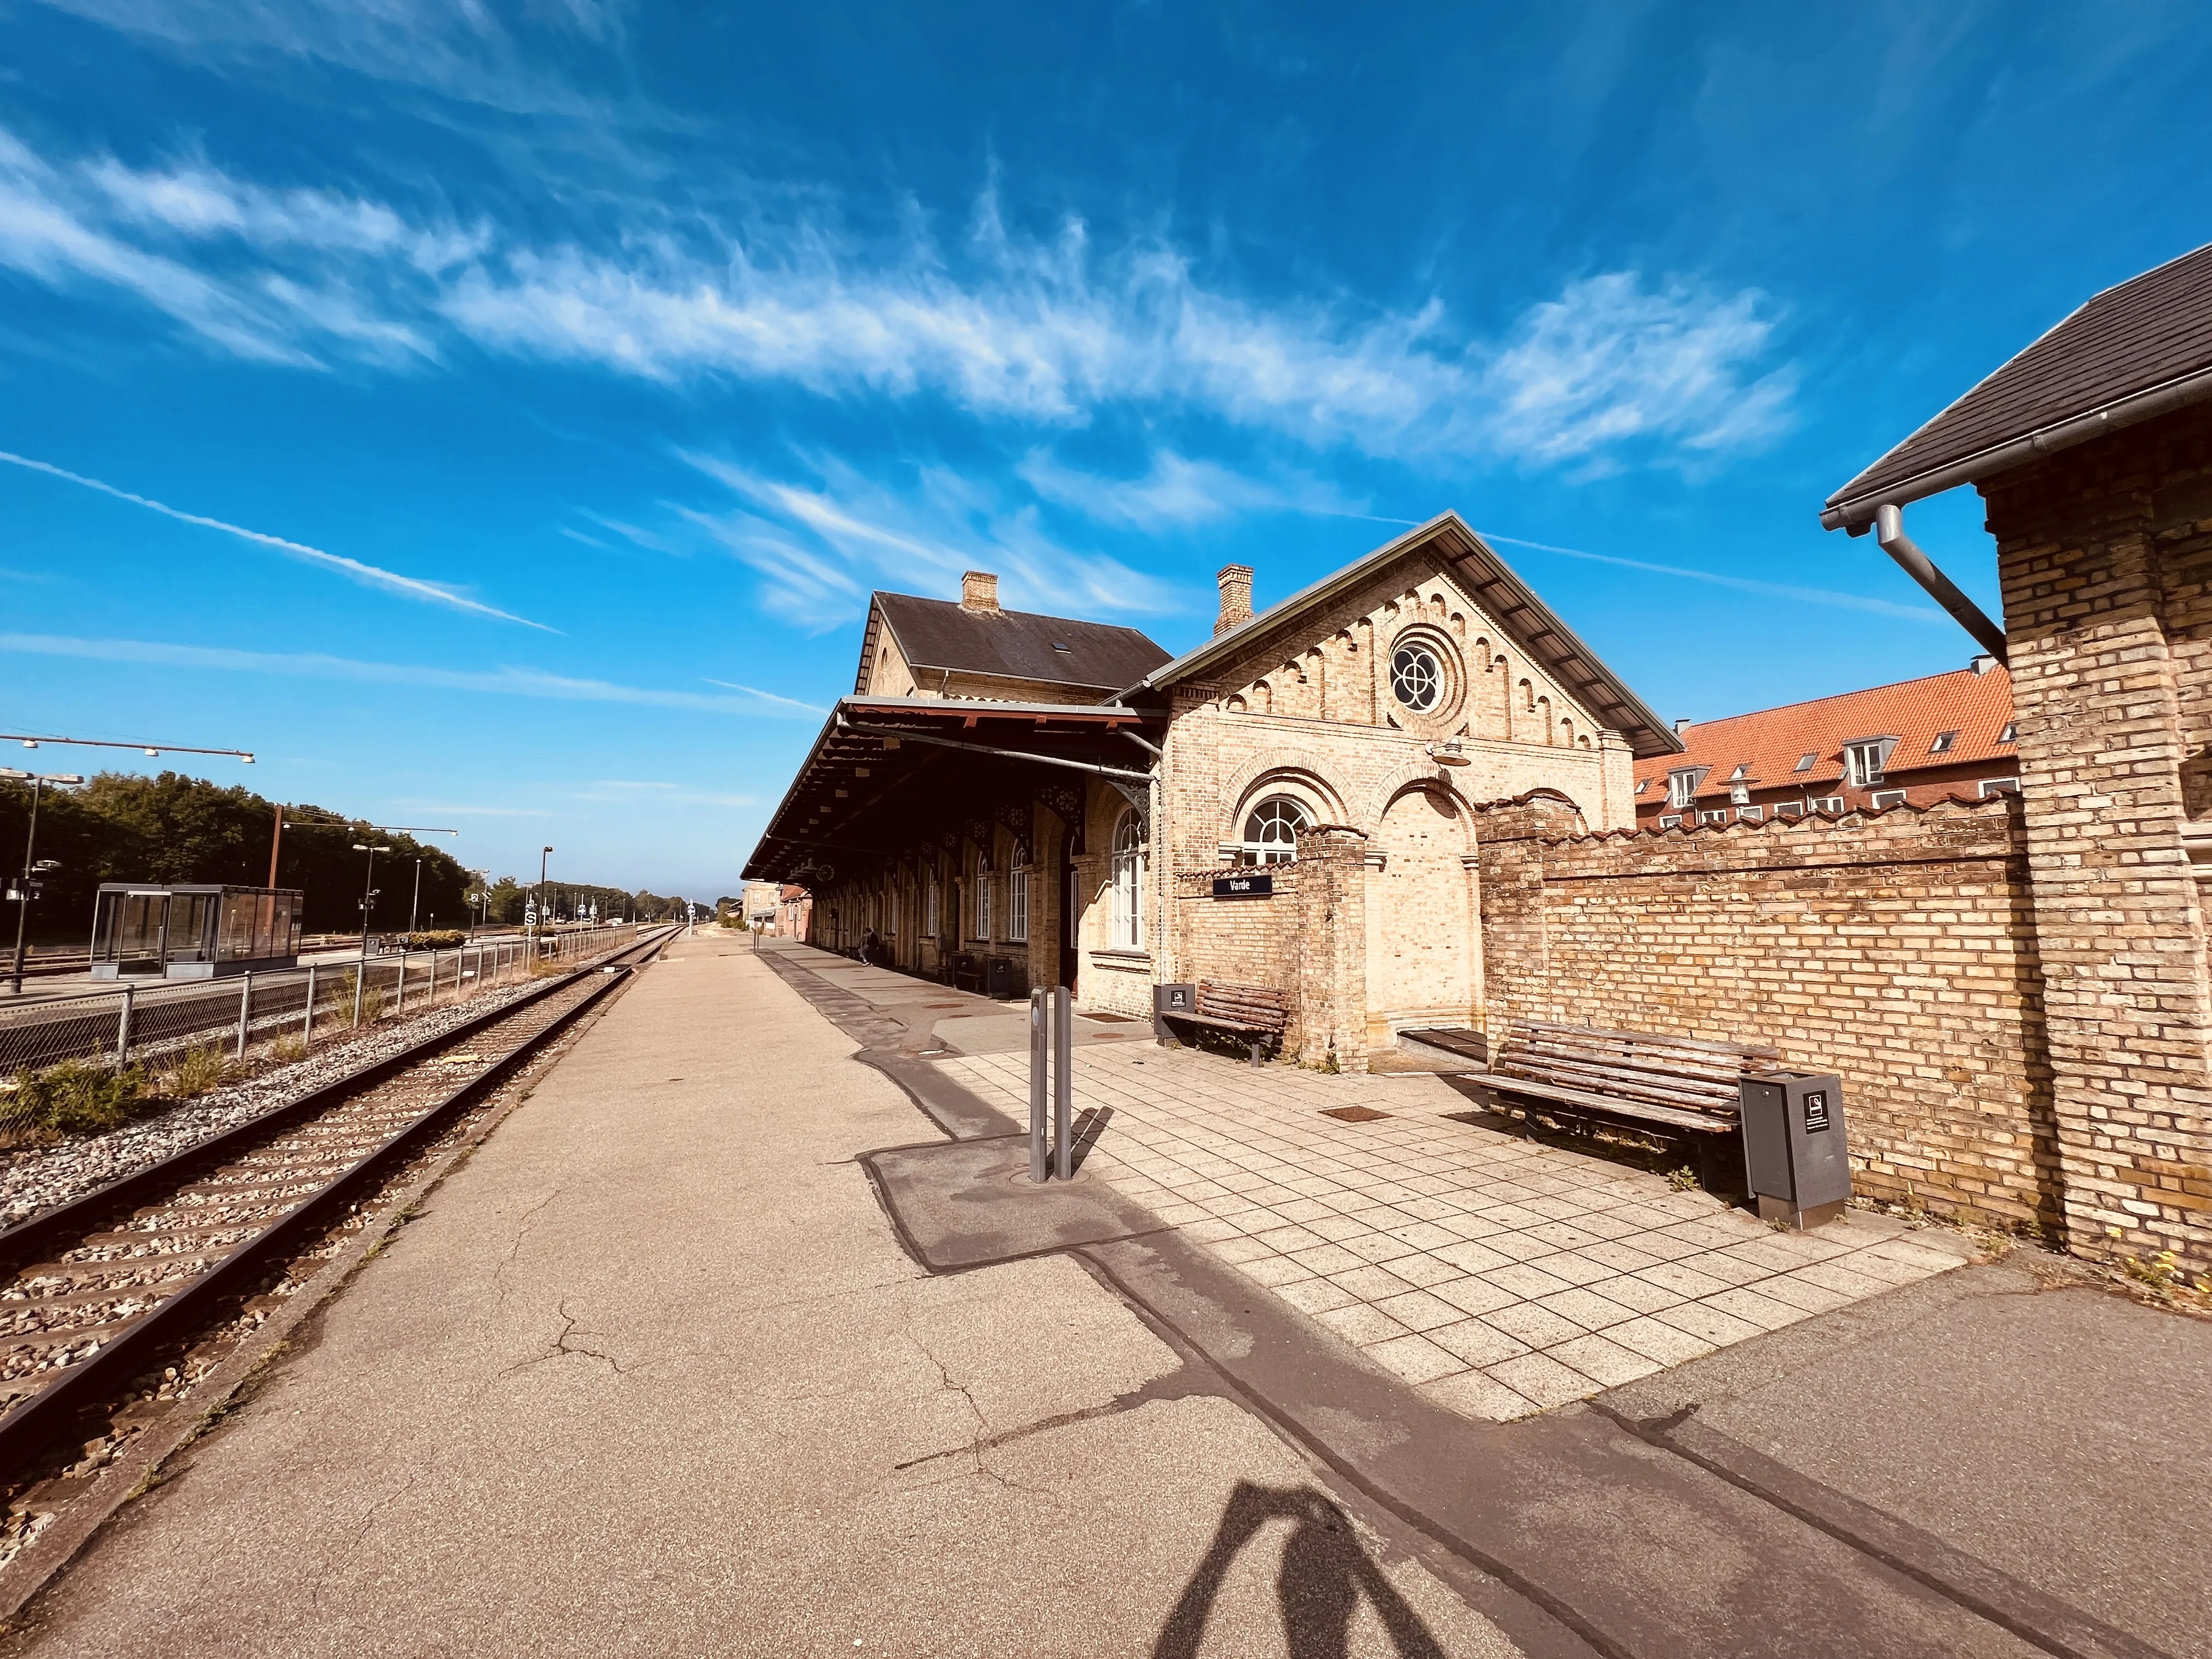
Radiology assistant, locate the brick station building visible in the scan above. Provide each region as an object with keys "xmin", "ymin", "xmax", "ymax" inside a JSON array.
[
  {"xmin": 1635, "ymin": 659, "xmax": 2020, "ymax": 831},
  {"xmin": 743, "ymin": 512, "xmax": 1678, "ymax": 1060}
]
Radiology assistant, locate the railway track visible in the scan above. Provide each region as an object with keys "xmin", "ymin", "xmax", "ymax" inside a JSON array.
[{"xmin": 0, "ymin": 925, "xmax": 675, "ymax": 1482}]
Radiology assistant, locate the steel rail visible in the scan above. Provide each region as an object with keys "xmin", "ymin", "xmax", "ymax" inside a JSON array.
[{"xmin": 0, "ymin": 925, "xmax": 676, "ymax": 1476}]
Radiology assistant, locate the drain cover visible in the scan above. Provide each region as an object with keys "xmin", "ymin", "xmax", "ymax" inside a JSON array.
[{"xmin": 1321, "ymin": 1106, "xmax": 1391, "ymax": 1123}]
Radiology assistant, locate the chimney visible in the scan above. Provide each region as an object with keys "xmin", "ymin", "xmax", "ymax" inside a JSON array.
[
  {"xmin": 961, "ymin": 571, "xmax": 1000, "ymax": 613},
  {"xmin": 1971, "ymin": 653, "xmax": 1997, "ymax": 675},
  {"xmin": 1673, "ymin": 717, "xmax": 1693, "ymax": 735},
  {"xmin": 1215, "ymin": 564, "xmax": 1254, "ymax": 636}
]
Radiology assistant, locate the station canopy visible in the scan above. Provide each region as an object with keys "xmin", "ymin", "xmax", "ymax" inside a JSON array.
[{"xmin": 742, "ymin": 697, "xmax": 1162, "ymax": 886}]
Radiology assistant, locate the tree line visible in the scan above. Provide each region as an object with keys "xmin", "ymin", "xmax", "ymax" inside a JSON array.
[{"xmin": 0, "ymin": 772, "xmax": 691, "ymax": 943}]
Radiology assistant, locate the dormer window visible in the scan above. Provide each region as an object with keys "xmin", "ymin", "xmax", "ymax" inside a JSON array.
[
  {"xmin": 1843, "ymin": 738, "xmax": 1897, "ymax": 788},
  {"xmin": 1666, "ymin": 768, "xmax": 1703, "ymax": 810},
  {"xmin": 1052, "ymin": 642, "xmax": 1072, "ymax": 653},
  {"xmin": 1728, "ymin": 763, "xmax": 1751, "ymax": 781}
]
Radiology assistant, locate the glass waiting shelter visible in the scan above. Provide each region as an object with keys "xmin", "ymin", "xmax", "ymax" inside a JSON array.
[{"xmin": 91, "ymin": 884, "xmax": 304, "ymax": 980}]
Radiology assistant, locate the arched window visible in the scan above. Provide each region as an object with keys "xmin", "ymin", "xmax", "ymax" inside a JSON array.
[
  {"xmin": 1008, "ymin": 842, "xmax": 1030, "ymax": 943},
  {"xmin": 1240, "ymin": 795, "xmax": 1312, "ymax": 866},
  {"xmin": 974, "ymin": 850, "xmax": 992, "ymax": 940},
  {"xmin": 1110, "ymin": 810, "xmax": 1145, "ymax": 949}
]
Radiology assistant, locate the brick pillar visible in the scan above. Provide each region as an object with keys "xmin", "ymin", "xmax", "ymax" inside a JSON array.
[
  {"xmin": 1470, "ymin": 792, "xmax": 1584, "ymax": 1041},
  {"xmin": 1982, "ymin": 407, "xmax": 2212, "ymax": 1265},
  {"xmin": 1293, "ymin": 827, "xmax": 1369, "ymax": 1070}
]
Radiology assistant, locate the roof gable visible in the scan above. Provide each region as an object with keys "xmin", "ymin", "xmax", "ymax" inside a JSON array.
[
  {"xmin": 854, "ymin": 592, "xmax": 1170, "ymax": 696},
  {"xmin": 1121, "ymin": 512, "xmax": 1679, "ymax": 758},
  {"xmin": 1826, "ymin": 241, "xmax": 2212, "ymax": 522}
]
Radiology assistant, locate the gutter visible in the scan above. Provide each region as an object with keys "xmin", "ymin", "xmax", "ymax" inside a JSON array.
[{"xmin": 1821, "ymin": 358, "xmax": 2212, "ymax": 532}]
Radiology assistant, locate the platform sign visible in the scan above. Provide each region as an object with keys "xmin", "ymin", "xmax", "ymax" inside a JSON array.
[{"xmin": 1212, "ymin": 872, "xmax": 1273, "ymax": 899}]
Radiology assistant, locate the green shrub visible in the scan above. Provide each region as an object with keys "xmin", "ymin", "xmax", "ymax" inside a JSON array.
[
  {"xmin": 10, "ymin": 1060, "xmax": 150, "ymax": 1137},
  {"xmin": 163, "ymin": 1042, "xmax": 229, "ymax": 1099},
  {"xmin": 401, "ymin": 929, "xmax": 469, "ymax": 950}
]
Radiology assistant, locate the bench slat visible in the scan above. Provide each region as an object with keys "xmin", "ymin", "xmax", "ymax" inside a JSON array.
[
  {"xmin": 1510, "ymin": 1019, "xmax": 1781, "ymax": 1064},
  {"xmin": 1499, "ymin": 1058, "xmax": 1736, "ymax": 1110},
  {"xmin": 1499, "ymin": 1066, "xmax": 1738, "ymax": 1119},
  {"xmin": 1508, "ymin": 1034, "xmax": 1760, "ymax": 1087},
  {"xmin": 1481, "ymin": 1075, "xmax": 1739, "ymax": 1135}
]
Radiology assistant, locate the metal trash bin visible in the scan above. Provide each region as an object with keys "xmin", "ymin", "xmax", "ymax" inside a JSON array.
[
  {"xmin": 985, "ymin": 955, "xmax": 1015, "ymax": 999},
  {"xmin": 1739, "ymin": 1072, "xmax": 1850, "ymax": 1229},
  {"xmin": 1154, "ymin": 983, "xmax": 1195, "ymax": 1042}
]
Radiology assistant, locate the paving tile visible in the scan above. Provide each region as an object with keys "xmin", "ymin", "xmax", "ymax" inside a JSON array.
[
  {"xmin": 1481, "ymin": 1303, "xmax": 1587, "ymax": 1349},
  {"xmin": 1525, "ymin": 1221, "xmax": 1602, "ymax": 1250},
  {"xmin": 1486, "ymin": 1352, "xmax": 1600, "ymax": 1409},
  {"xmin": 1153, "ymin": 1202, "xmax": 1212, "ymax": 1227},
  {"xmin": 1718, "ymin": 1238, "xmax": 1815, "ymax": 1274},
  {"xmin": 1421, "ymin": 1370, "xmax": 1539, "ymax": 1421},
  {"xmin": 1275, "ymin": 1277, "xmax": 1361, "ymax": 1316},
  {"xmin": 1655, "ymin": 1301, "xmax": 1764, "ymax": 1346},
  {"xmin": 1484, "ymin": 1261, "xmax": 1576, "ymax": 1299},
  {"xmin": 1429, "ymin": 1239, "xmax": 1514, "ymax": 1276},
  {"xmin": 1607, "ymin": 1315, "xmax": 1718, "ymax": 1366},
  {"xmin": 1545, "ymin": 1333, "xmax": 1662, "ymax": 1388},
  {"xmin": 1429, "ymin": 1277, "xmax": 1521, "ymax": 1318},
  {"xmin": 1673, "ymin": 1250, "xmax": 1771, "ymax": 1289},
  {"xmin": 1314, "ymin": 1302, "xmax": 1410, "ymax": 1346},
  {"xmin": 1702, "ymin": 1285, "xmax": 1812, "ymax": 1331},
  {"xmin": 1209, "ymin": 1235, "xmax": 1273, "ymax": 1265},
  {"xmin": 1426, "ymin": 1318, "xmax": 1532, "ymax": 1367},
  {"xmin": 1471, "ymin": 1203, "xmax": 1549, "ymax": 1229},
  {"xmin": 1533, "ymin": 1286, "xmax": 1639, "ymax": 1331},
  {"xmin": 1844, "ymin": 1244, "xmax": 1955, "ymax": 1283},
  {"xmin": 1269, "ymin": 1197, "xmax": 1338, "ymax": 1224},
  {"xmin": 1792, "ymin": 1260, "xmax": 1894, "ymax": 1299},
  {"xmin": 1238, "ymin": 1254, "xmax": 1318, "ymax": 1289},
  {"xmin": 1327, "ymin": 1265, "xmax": 1422, "ymax": 1301},
  {"xmin": 1366, "ymin": 1333, "xmax": 1468, "ymax": 1384},
  {"xmin": 1585, "ymin": 1273, "xmax": 1684, "ymax": 1315},
  {"xmin": 1484, "ymin": 1231, "xmax": 1564, "ymax": 1263},
  {"xmin": 1250, "ymin": 1224, "xmax": 1328, "ymax": 1255},
  {"xmin": 1757, "ymin": 1272, "xmax": 1856, "ymax": 1314},
  {"xmin": 1633, "ymin": 1261, "xmax": 1733, "ymax": 1299},
  {"xmin": 1382, "ymin": 1252, "xmax": 1468, "ymax": 1290},
  {"xmin": 1578, "ymin": 1238, "xmax": 1664, "ymax": 1273},
  {"xmin": 1284, "ymin": 1243, "xmax": 1370, "ymax": 1276},
  {"xmin": 1304, "ymin": 1214, "xmax": 1373, "ymax": 1243},
  {"xmin": 1373, "ymin": 1288, "xmax": 1467, "ymax": 1333},
  {"xmin": 1623, "ymin": 1231, "xmax": 1708, "ymax": 1263},
  {"xmin": 1531, "ymin": 1250, "xmax": 1615, "ymax": 1288}
]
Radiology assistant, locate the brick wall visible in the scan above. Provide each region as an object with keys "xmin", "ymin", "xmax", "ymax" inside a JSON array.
[
  {"xmin": 1475, "ymin": 795, "xmax": 2060, "ymax": 1230},
  {"xmin": 1980, "ymin": 402, "xmax": 2212, "ymax": 1266}
]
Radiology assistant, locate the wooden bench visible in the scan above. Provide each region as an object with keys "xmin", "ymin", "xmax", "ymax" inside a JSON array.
[
  {"xmin": 1476, "ymin": 1019, "xmax": 1784, "ymax": 1189},
  {"xmin": 1168, "ymin": 980, "xmax": 1290, "ymax": 1066}
]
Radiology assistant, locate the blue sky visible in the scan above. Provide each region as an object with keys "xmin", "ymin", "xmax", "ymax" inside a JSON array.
[{"xmin": 3, "ymin": 1, "xmax": 2208, "ymax": 895}]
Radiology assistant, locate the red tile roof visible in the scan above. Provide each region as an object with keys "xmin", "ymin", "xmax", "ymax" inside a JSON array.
[{"xmin": 1634, "ymin": 665, "xmax": 2015, "ymax": 802}]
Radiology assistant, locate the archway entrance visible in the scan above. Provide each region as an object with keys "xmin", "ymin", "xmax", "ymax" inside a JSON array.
[{"xmin": 1367, "ymin": 786, "xmax": 1474, "ymax": 1041}]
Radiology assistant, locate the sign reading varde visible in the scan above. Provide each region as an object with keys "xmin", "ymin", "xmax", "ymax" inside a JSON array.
[{"xmin": 1212, "ymin": 872, "xmax": 1273, "ymax": 899}]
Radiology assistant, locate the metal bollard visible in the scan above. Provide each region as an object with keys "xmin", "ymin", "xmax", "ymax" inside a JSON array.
[
  {"xmin": 302, "ymin": 962, "xmax": 317, "ymax": 1042},
  {"xmin": 1029, "ymin": 988, "xmax": 1048, "ymax": 1182},
  {"xmin": 115, "ymin": 981, "xmax": 134, "ymax": 1065},
  {"xmin": 235, "ymin": 970, "xmax": 253, "ymax": 1060},
  {"xmin": 1052, "ymin": 985, "xmax": 1073, "ymax": 1181},
  {"xmin": 395, "ymin": 952, "xmax": 407, "ymax": 1015}
]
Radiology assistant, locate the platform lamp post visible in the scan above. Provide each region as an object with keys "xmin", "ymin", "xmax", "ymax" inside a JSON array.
[
  {"xmin": 534, "ymin": 847, "xmax": 553, "ymax": 956},
  {"xmin": 407, "ymin": 857, "xmax": 424, "ymax": 938},
  {"xmin": 352, "ymin": 843, "xmax": 390, "ymax": 1026},
  {"xmin": 4, "ymin": 768, "xmax": 85, "ymax": 995}
]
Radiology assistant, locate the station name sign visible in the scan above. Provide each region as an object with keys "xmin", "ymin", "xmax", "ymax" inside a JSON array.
[{"xmin": 1212, "ymin": 872, "xmax": 1274, "ymax": 900}]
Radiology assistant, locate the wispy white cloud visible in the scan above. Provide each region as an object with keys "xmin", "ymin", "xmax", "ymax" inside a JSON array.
[
  {"xmin": 0, "ymin": 448, "xmax": 552, "ymax": 629},
  {"xmin": 1476, "ymin": 532, "xmax": 1944, "ymax": 623},
  {"xmin": 0, "ymin": 127, "xmax": 1796, "ymax": 473},
  {"xmin": 0, "ymin": 633, "xmax": 824, "ymax": 717},
  {"xmin": 699, "ymin": 679, "xmax": 828, "ymax": 715},
  {"xmin": 677, "ymin": 450, "xmax": 1182, "ymax": 630},
  {"xmin": 1016, "ymin": 447, "xmax": 1392, "ymax": 530},
  {"xmin": 390, "ymin": 802, "xmax": 555, "ymax": 817}
]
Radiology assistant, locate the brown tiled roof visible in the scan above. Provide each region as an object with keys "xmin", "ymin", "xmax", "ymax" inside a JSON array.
[
  {"xmin": 866, "ymin": 592, "xmax": 1169, "ymax": 694},
  {"xmin": 1633, "ymin": 665, "xmax": 2015, "ymax": 802},
  {"xmin": 1827, "ymin": 242, "xmax": 2212, "ymax": 514}
]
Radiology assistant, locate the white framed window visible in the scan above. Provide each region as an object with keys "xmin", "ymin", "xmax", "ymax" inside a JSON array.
[
  {"xmin": 1110, "ymin": 810, "xmax": 1145, "ymax": 949},
  {"xmin": 1008, "ymin": 845, "xmax": 1029, "ymax": 943},
  {"xmin": 974, "ymin": 853, "xmax": 992, "ymax": 940},
  {"xmin": 1657, "ymin": 814, "xmax": 1683, "ymax": 828},
  {"xmin": 1870, "ymin": 789, "xmax": 1908, "ymax": 809},
  {"xmin": 1810, "ymin": 795, "xmax": 1844, "ymax": 814},
  {"xmin": 1775, "ymin": 801, "xmax": 1804, "ymax": 819},
  {"xmin": 1979, "ymin": 776, "xmax": 2020, "ymax": 797},
  {"xmin": 924, "ymin": 870, "xmax": 940, "ymax": 937},
  {"xmin": 1390, "ymin": 643, "xmax": 1443, "ymax": 712},
  {"xmin": 1240, "ymin": 795, "xmax": 1312, "ymax": 865},
  {"xmin": 1666, "ymin": 768, "xmax": 1702, "ymax": 810},
  {"xmin": 1843, "ymin": 738, "xmax": 1894, "ymax": 788},
  {"xmin": 1737, "ymin": 804, "xmax": 1764, "ymax": 822},
  {"xmin": 1697, "ymin": 809, "xmax": 1727, "ymax": 825}
]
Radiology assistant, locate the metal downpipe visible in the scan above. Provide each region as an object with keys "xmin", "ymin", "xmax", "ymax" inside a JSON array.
[{"xmin": 1874, "ymin": 504, "xmax": 2009, "ymax": 665}]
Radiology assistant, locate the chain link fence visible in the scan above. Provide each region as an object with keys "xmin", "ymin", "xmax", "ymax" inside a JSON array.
[{"xmin": 0, "ymin": 924, "xmax": 644, "ymax": 1140}]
